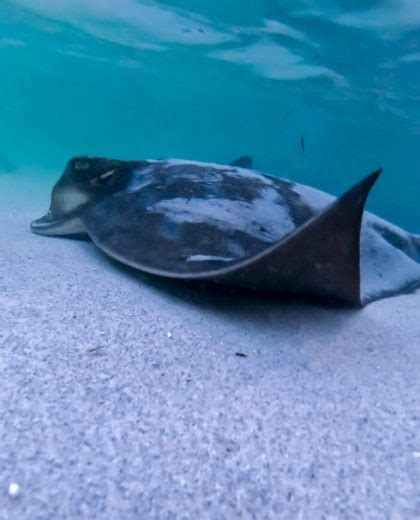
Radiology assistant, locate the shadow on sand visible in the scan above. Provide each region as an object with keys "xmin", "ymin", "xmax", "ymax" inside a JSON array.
[{"xmin": 73, "ymin": 236, "xmax": 362, "ymax": 333}]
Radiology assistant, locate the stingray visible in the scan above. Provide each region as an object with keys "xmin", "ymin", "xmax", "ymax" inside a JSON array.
[{"xmin": 31, "ymin": 156, "xmax": 420, "ymax": 306}]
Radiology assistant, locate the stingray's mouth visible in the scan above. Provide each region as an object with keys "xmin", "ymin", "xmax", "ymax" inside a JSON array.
[{"xmin": 30, "ymin": 211, "xmax": 84, "ymax": 236}]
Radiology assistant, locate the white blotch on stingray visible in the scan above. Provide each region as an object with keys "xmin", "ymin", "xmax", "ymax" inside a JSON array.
[
  {"xmin": 360, "ymin": 224, "xmax": 420, "ymax": 302},
  {"xmin": 291, "ymin": 183, "xmax": 335, "ymax": 212},
  {"xmin": 126, "ymin": 165, "xmax": 158, "ymax": 192},
  {"xmin": 55, "ymin": 187, "xmax": 89, "ymax": 213},
  {"xmin": 186, "ymin": 255, "xmax": 235, "ymax": 263},
  {"xmin": 165, "ymin": 159, "xmax": 274, "ymax": 185},
  {"xmin": 150, "ymin": 188, "xmax": 295, "ymax": 242}
]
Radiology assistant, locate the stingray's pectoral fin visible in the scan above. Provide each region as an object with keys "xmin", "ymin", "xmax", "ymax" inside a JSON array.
[
  {"xmin": 213, "ymin": 169, "xmax": 382, "ymax": 305},
  {"xmin": 230, "ymin": 156, "xmax": 253, "ymax": 169}
]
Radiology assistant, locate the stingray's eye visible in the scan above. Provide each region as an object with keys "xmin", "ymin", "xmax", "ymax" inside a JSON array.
[{"xmin": 74, "ymin": 160, "xmax": 90, "ymax": 171}]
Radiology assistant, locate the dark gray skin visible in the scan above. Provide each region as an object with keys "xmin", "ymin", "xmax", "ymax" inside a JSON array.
[{"xmin": 31, "ymin": 157, "xmax": 420, "ymax": 305}]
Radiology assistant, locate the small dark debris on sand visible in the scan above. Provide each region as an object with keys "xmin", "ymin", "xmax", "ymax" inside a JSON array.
[
  {"xmin": 235, "ymin": 352, "xmax": 248, "ymax": 358},
  {"xmin": 87, "ymin": 346, "xmax": 106, "ymax": 355}
]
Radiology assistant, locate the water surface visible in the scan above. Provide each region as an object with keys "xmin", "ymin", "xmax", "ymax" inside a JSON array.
[{"xmin": 1, "ymin": 0, "xmax": 419, "ymax": 229}]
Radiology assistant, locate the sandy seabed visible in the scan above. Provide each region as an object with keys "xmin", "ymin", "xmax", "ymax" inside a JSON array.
[{"xmin": 0, "ymin": 172, "xmax": 419, "ymax": 518}]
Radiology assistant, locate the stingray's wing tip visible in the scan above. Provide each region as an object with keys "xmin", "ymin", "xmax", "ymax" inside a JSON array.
[
  {"xmin": 213, "ymin": 167, "xmax": 383, "ymax": 305},
  {"xmin": 366, "ymin": 167, "xmax": 383, "ymax": 185}
]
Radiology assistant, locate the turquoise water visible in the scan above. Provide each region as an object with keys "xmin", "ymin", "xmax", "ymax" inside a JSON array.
[{"xmin": 1, "ymin": 0, "xmax": 419, "ymax": 230}]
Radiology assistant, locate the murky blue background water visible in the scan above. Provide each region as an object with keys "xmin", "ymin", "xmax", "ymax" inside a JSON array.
[{"xmin": 1, "ymin": 0, "xmax": 419, "ymax": 230}]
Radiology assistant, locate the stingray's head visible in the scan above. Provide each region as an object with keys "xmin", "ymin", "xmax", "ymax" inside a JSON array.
[{"xmin": 31, "ymin": 156, "xmax": 129, "ymax": 236}]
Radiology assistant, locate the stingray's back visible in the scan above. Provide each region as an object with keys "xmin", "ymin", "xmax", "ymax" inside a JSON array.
[
  {"xmin": 82, "ymin": 161, "xmax": 317, "ymax": 275},
  {"xmin": 81, "ymin": 161, "xmax": 420, "ymax": 304}
]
